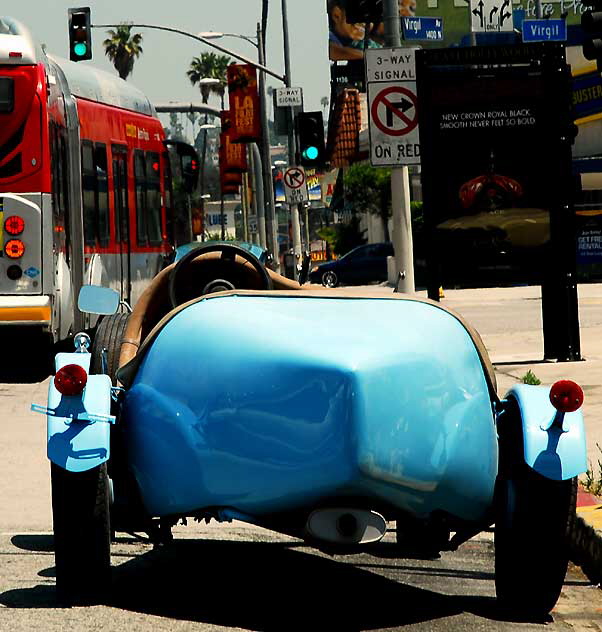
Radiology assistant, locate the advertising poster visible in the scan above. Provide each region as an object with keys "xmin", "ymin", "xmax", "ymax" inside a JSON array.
[
  {"xmin": 219, "ymin": 110, "xmax": 247, "ymax": 175},
  {"xmin": 327, "ymin": 0, "xmax": 588, "ymax": 61},
  {"xmin": 417, "ymin": 46, "xmax": 571, "ymax": 286},
  {"xmin": 227, "ymin": 64, "xmax": 261, "ymax": 144}
]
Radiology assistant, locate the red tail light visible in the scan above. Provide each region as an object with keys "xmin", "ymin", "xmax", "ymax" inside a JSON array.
[
  {"xmin": 4, "ymin": 239, "xmax": 25, "ymax": 258},
  {"xmin": 549, "ymin": 380, "xmax": 584, "ymax": 413},
  {"xmin": 54, "ymin": 364, "xmax": 88, "ymax": 396},
  {"xmin": 4, "ymin": 215, "xmax": 24, "ymax": 235}
]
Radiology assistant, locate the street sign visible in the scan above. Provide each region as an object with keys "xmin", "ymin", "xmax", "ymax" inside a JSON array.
[
  {"xmin": 470, "ymin": 0, "xmax": 513, "ymax": 33},
  {"xmin": 402, "ymin": 16, "xmax": 443, "ymax": 41},
  {"xmin": 366, "ymin": 48, "xmax": 420, "ymax": 167},
  {"xmin": 521, "ymin": 19, "xmax": 567, "ymax": 43},
  {"xmin": 276, "ymin": 87, "xmax": 303, "ymax": 107},
  {"xmin": 283, "ymin": 165, "xmax": 309, "ymax": 204}
]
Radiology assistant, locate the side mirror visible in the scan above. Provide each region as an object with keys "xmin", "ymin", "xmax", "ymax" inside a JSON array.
[{"xmin": 78, "ymin": 285, "xmax": 120, "ymax": 315}]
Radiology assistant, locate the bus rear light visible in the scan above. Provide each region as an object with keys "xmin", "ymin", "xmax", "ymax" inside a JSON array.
[
  {"xmin": 549, "ymin": 380, "xmax": 584, "ymax": 413},
  {"xmin": 54, "ymin": 364, "xmax": 88, "ymax": 396},
  {"xmin": 6, "ymin": 265, "xmax": 21, "ymax": 280},
  {"xmin": 4, "ymin": 239, "xmax": 25, "ymax": 258},
  {"xmin": 4, "ymin": 215, "xmax": 24, "ymax": 235}
]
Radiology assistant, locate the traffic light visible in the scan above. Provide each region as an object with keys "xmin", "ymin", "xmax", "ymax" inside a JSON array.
[
  {"xmin": 68, "ymin": 7, "xmax": 92, "ymax": 62},
  {"xmin": 296, "ymin": 111, "xmax": 326, "ymax": 168},
  {"xmin": 582, "ymin": 2, "xmax": 602, "ymax": 70}
]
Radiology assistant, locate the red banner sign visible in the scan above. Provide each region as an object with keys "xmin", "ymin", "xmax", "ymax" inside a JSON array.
[
  {"xmin": 227, "ymin": 64, "xmax": 261, "ymax": 143},
  {"xmin": 219, "ymin": 110, "xmax": 247, "ymax": 175}
]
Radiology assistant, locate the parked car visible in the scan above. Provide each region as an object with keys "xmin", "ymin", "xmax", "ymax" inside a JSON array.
[
  {"xmin": 33, "ymin": 242, "xmax": 587, "ymax": 617},
  {"xmin": 309, "ymin": 242, "xmax": 394, "ymax": 287}
]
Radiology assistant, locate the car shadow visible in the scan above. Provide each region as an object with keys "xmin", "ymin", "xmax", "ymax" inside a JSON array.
[{"xmin": 0, "ymin": 536, "xmax": 553, "ymax": 627}]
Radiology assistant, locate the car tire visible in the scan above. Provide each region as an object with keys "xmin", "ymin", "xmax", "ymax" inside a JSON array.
[
  {"xmin": 51, "ymin": 463, "xmax": 111, "ymax": 605},
  {"xmin": 322, "ymin": 271, "xmax": 338, "ymax": 288},
  {"xmin": 494, "ymin": 398, "xmax": 577, "ymax": 617},
  {"xmin": 90, "ymin": 313, "xmax": 129, "ymax": 384}
]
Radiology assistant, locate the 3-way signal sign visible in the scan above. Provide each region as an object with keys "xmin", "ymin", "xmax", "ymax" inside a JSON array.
[{"xmin": 366, "ymin": 47, "xmax": 420, "ymax": 167}]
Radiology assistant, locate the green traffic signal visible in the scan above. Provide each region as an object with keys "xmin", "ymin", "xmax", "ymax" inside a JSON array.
[
  {"xmin": 68, "ymin": 8, "xmax": 92, "ymax": 62},
  {"xmin": 303, "ymin": 146, "xmax": 319, "ymax": 161},
  {"xmin": 296, "ymin": 111, "xmax": 325, "ymax": 167},
  {"xmin": 73, "ymin": 42, "xmax": 88, "ymax": 57}
]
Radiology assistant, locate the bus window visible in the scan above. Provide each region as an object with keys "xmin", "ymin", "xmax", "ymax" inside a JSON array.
[
  {"xmin": 112, "ymin": 145, "xmax": 128, "ymax": 244},
  {"xmin": 134, "ymin": 150, "xmax": 147, "ymax": 246},
  {"xmin": 163, "ymin": 152, "xmax": 174, "ymax": 246},
  {"xmin": 95, "ymin": 144, "xmax": 110, "ymax": 247},
  {"xmin": 146, "ymin": 151, "xmax": 162, "ymax": 246},
  {"xmin": 81, "ymin": 141, "xmax": 96, "ymax": 247}
]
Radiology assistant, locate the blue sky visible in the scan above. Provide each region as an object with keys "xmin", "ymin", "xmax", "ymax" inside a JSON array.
[{"xmin": 7, "ymin": 1, "xmax": 331, "ymax": 137}]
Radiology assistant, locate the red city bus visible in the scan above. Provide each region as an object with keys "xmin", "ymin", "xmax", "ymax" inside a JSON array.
[{"xmin": 0, "ymin": 17, "xmax": 192, "ymax": 345}]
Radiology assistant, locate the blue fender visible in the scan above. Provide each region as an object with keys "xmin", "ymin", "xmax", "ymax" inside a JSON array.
[
  {"xmin": 503, "ymin": 384, "xmax": 587, "ymax": 481},
  {"xmin": 45, "ymin": 352, "xmax": 113, "ymax": 473}
]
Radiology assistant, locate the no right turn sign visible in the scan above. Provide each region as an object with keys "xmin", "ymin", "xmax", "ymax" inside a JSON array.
[{"xmin": 366, "ymin": 48, "xmax": 420, "ymax": 167}]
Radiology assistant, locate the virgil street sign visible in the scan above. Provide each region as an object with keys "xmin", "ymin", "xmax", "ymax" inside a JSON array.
[
  {"xmin": 470, "ymin": 0, "xmax": 513, "ymax": 33},
  {"xmin": 366, "ymin": 47, "xmax": 420, "ymax": 167},
  {"xmin": 522, "ymin": 19, "xmax": 567, "ymax": 42},
  {"xmin": 275, "ymin": 87, "xmax": 303, "ymax": 107},
  {"xmin": 402, "ymin": 16, "xmax": 443, "ymax": 41}
]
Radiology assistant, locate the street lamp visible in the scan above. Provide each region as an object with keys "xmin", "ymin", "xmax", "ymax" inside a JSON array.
[
  {"xmin": 197, "ymin": 26, "xmax": 278, "ymax": 268},
  {"xmin": 198, "ymin": 31, "xmax": 258, "ymax": 48}
]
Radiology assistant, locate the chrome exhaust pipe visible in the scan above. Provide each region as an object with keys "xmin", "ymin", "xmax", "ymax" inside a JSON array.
[{"xmin": 306, "ymin": 508, "xmax": 387, "ymax": 544}]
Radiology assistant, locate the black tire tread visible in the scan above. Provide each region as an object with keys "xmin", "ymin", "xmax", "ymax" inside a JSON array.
[
  {"xmin": 91, "ymin": 313, "xmax": 129, "ymax": 383},
  {"xmin": 51, "ymin": 463, "xmax": 111, "ymax": 604},
  {"xmin": 495, "ymin": 396, "xmax": 577, "ymax": 616}
]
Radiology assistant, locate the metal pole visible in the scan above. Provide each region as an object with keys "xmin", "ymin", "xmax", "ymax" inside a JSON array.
[
  {"xmin": 251, "ymin": 142, "xmax": 267, "ymax": 247},
  {"xmin": 281, "ymin": 0, "xmax": 302, "ymax": 279},
  {"xmin": 257, "ymin": 23, "xmax": 280, "ymax": 271},
  {"xmin": 535, "ymin": 0, "xmax": 543, "ymax": 19},
  {"xmin": 383, "ymin": 0, "xmax": 415, "ymax": 293},
  {"xmin": 220, "ymin": 190, "xmax": 225, "ymax": 239},
  {"xmin": 242, "ymin": 171, "xmax": 249, "ymax": 242}
]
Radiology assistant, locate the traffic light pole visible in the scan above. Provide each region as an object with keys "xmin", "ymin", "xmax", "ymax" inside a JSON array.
[
  {"xmin": 91, "ymin": 22, "xmax": 286, "ymax": 83},
  {"xmin": 282, "ymin": 0, "xmax": 303, "ymax": 279},
  {"xmin": 384, "ymin": 0, "xmax": 415, "ymax": 294}
]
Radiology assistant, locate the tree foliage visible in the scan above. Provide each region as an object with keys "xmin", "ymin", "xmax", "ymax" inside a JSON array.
[
  {"xmin": 187, "ymin": 52, "xmax": 231, "ymax": 104},
  {"xmin": 343, "ymin": 163, "xmax": 392, "ymax": 241},
  {"xmin": 102, "ymin": 25, "xmax": 143, "ymax": 80},
  {"xmin": 317, "ymin": 214, "xmax": 366, "ymax": 257}
]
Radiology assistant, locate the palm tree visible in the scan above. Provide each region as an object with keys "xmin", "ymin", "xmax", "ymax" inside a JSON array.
[
  {"xmin": 187, "ymin": 52, "xmax": 231, "ymax": 107},
  {"xmin": 321, "ymin": 96, "xmax": 329, "ymax": 117},
  {"xmin": 187, "ymin": 52, "xmax": 231, "ymax": 226},
  {"xmin": 102, "ymin": 25, "xmax": 143, "ymax": 81}
]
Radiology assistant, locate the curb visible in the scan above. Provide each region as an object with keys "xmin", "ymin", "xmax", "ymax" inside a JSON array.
[{"xmin": 571, "ymin": 488, "xmax": 602, "ymax": 585}]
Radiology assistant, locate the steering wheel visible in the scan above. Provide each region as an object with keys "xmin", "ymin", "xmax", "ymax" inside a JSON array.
[{"xmin": 168, "ymin": 242, "xmax": 273, "ymax": 308}]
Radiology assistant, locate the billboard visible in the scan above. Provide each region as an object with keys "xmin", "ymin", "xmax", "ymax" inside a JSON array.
[
  {"xmin": 417, "ymin": 44, "xmax": 573, "ymax": 289},
  {"xmin": 327, "ymin": 0, "xmax": 589, "ymax": 61}
]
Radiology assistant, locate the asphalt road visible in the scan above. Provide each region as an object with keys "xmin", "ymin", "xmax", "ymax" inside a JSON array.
[{"xmin": 1, "ymin": 287, "xmax": 602, "ymax": 630}]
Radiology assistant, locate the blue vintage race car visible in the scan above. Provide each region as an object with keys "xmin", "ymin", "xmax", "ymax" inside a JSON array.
[{"xmin": 33, "ymin": 242, "xmax": 588, "ymax": 615}]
